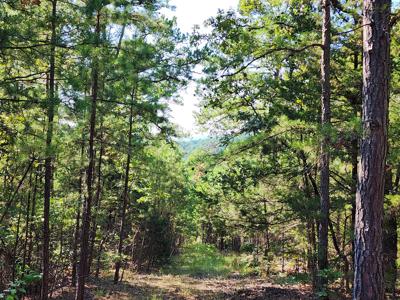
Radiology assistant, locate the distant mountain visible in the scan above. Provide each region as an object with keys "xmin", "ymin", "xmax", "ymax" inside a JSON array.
[{"xmin": 177, "ymin": 136, "xmax": 220, "ymax": 157}]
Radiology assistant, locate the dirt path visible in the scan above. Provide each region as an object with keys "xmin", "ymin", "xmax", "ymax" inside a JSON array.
[{"xmin": 52, "ymin": 272, "xmax": 314, "ymax": 300}]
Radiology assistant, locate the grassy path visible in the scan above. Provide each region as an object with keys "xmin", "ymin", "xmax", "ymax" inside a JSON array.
[{"xmin": 52, "ymin": 272, "xmax": 313, "ymax": 300}]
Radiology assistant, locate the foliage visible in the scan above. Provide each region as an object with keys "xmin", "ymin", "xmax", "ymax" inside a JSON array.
[{"xmin": 0, "ymin": 267, "xmax": 41, "ymax": 300}]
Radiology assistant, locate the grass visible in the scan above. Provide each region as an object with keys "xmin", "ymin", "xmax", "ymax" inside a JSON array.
[
  {"xmin": 162, "ymin": 243, "xmax": 255, "ymax": 277},
  {"xmin": 274, "ymin": 273, "xmax": 311, "ymax": 285}
]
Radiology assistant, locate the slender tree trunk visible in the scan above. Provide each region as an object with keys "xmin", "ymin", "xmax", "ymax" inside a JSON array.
[
  {"xmin": 71, "ymin": 138, "xmax": 85, "ymax": 287},
  {"xmin": 299, "ymin": 151, "xmax": 318, "ymax": 289},
  {"xmin": 22, "ymin": 168, "xmax": 33, "ymax": 272},
  {"xmin": 41, "ymin": 1, "xmax": 57, "ymax": 298},
  {"xmin": 75, "ymin": 10, "xmax": 101, "ymax": 300},
  {"xmin": 350, "ymin": 137, "xmax": 357, "ymax": 270},
  {"xmin": 114, "ymin": 98, "xmax": 134, "ymax": 283},
  {"xmin": 353, "ymin": 0, "xmax": 390, "ymax": 298},
  {"xmin": 307, "ymin": 220, "xmax": 317, "ymax": 289},
  {"xmin": 342, "ymin": 214, "xmax": 350, "ymax": 291},
  {"xmin": 0, "ymin": 159, "xmax": 35, "ymax": 224},
  {"xmin": 95, "ymin": 238, "xmax": 105, "ymax": 278},
  {"xmin": 88, "ymin": 122, "xmax": 104, "ymax": 276},
  {"xmin": 12, "ymin": 209, "xmax": 22, "ymax": 281},
  {"xmin": 317, "ymin": 0, "xmax": 331, "ymax": 297},
  {"xmin": 27, "ymin": 168, "xmax": 39, "ymax": 267}
]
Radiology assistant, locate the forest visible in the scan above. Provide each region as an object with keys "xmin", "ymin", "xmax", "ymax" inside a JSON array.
[{"xmin": 0, "ymin": 0, "xmax": 399, "ymax": 299}]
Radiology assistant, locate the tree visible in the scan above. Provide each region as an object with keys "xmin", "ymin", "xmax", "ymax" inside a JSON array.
[
  {"xmin": 114, "ymin": 94, "xmax": 134, "ymax": 283},
  {"xmin": 317, "ymin": 0, "xmax": 331, "ymax": 297},
  {"xmin": 75, "ymin": 6, "xmax": 101, "ymax": 300},
  {"xmin": 41, "ymin": 1, "xmax": 58, "ymax": 299},
  {"xmin": 353, "ymin": 0, "xmax": 391, "ymax": 299}
]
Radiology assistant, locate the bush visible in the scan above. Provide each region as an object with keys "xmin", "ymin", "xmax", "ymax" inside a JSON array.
[
  {"xmin": 0, "ymin": 268, "xmax": 41, "ymax": 300},
  {"xmin": 240, "ymin": 243, "xmax": 255, "ymax": 253}
]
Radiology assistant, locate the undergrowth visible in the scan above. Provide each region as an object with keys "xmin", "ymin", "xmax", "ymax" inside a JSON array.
[{"xmin": 162, "ymin": 243, "xmax": 255, "ymax": 277}]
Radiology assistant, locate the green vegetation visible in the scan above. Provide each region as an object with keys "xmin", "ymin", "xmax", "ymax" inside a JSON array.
[{"xmin": 163, "ymin": 243, "xmax": 254, "ymax": 277}]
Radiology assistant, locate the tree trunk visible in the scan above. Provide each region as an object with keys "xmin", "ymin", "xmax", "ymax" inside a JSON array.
[
  {"xmin": 114, "ymin": 98, "xmax": 134, "ymax": 283},
  {"xmin": 317, "ymin": 0, "xmax": 331, "ymax": 297},
  {"xmin": 349, "ymin": 19, "xmax": 361, "ymax": 289},
  {"xmin": 353, "ymin": 0, "xmax": 390, "ymax": 298},
  {"xmin": 88, "ymin": 123, "xmax": 104, "ymax": 276},
  {"xmin": 41, "ymin": 1, "xmax": 57, "ymax": 298},
  {"xmin": 71, "ymin": 138, "xmax": 85, "ymax": 287},
  {"xmin": 22, "ymin": 168, "xmax": 33, "ymax": 272},
  {"xmin": 27, "ymin": 168, "xmax": 39, "ymax": 267},
  {"xmin": 75, "ymin": 10, "xmax": 101, "ymax": 300},
  {"xmin": 12, "ymin": 209, "xmax": 22, "ymax": 281}
]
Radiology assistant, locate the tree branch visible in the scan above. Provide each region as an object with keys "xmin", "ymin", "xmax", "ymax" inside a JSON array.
[
  {"xmin": 222, "ymin": 43, "xmax": 323, "ymax": 77},
  {"xmin": 0, "ymin": 158, "xmax": 35, "ymax": 223}
]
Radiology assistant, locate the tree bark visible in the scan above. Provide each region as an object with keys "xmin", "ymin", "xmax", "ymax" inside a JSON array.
[
  {"xmin": 41, "ymin": 0, "xmax": 57, "ymax": 298},
  {"xmin": 317, "ymin": 0, "xmax": 331, "ymax": 297},
  {"xmin": 353, "ymin": 0, "xmax": 390, "ymax": 298}
]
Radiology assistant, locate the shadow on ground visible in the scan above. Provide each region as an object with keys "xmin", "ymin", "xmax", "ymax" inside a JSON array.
[{"xmin": 52, "ymin": 273, "xmax": 315, "ymax": 300}]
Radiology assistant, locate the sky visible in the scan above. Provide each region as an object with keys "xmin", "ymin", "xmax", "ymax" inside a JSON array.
[{"xmin": 165, "ymin": 0, "xmax": 238, "ymax": 136}]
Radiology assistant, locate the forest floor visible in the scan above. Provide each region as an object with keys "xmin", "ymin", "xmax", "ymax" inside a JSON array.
[{"xmin": 52, "ymin": 272, "xmax": 315, "ymax": 300}]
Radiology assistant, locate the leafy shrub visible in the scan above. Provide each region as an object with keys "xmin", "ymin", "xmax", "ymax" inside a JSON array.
[
  {"xmin": 240, "ymin": 243, "xmax": 255, "ymax": 253},
  {"xmin": 0, "ymin": 269, "xmax": 41, "ymax": 300}
]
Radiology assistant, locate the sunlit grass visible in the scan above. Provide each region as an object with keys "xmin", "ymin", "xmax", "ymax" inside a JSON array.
[{"xmin": 162, "ymin": 243, "xmax": 254, "ymax": 277}]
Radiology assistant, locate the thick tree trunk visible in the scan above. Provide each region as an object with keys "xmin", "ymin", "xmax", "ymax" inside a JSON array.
[
  {"xmin": 75, "ymin": 10, "xmax": 101, "ymax": 300},
  {"xmin": 41, "ymin": 1, "xmax": 57, "ymax": 298},
  {"xmin": 317, "ymin": 0, "xmax": 331, "ymax": 297},
  {"xmin": 114, "ymin": 99, "xmax": 134, "ymax": 283},
  {"xmin": 353, "ymin": 0, "xmax": 390, "ymax": 299}
]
